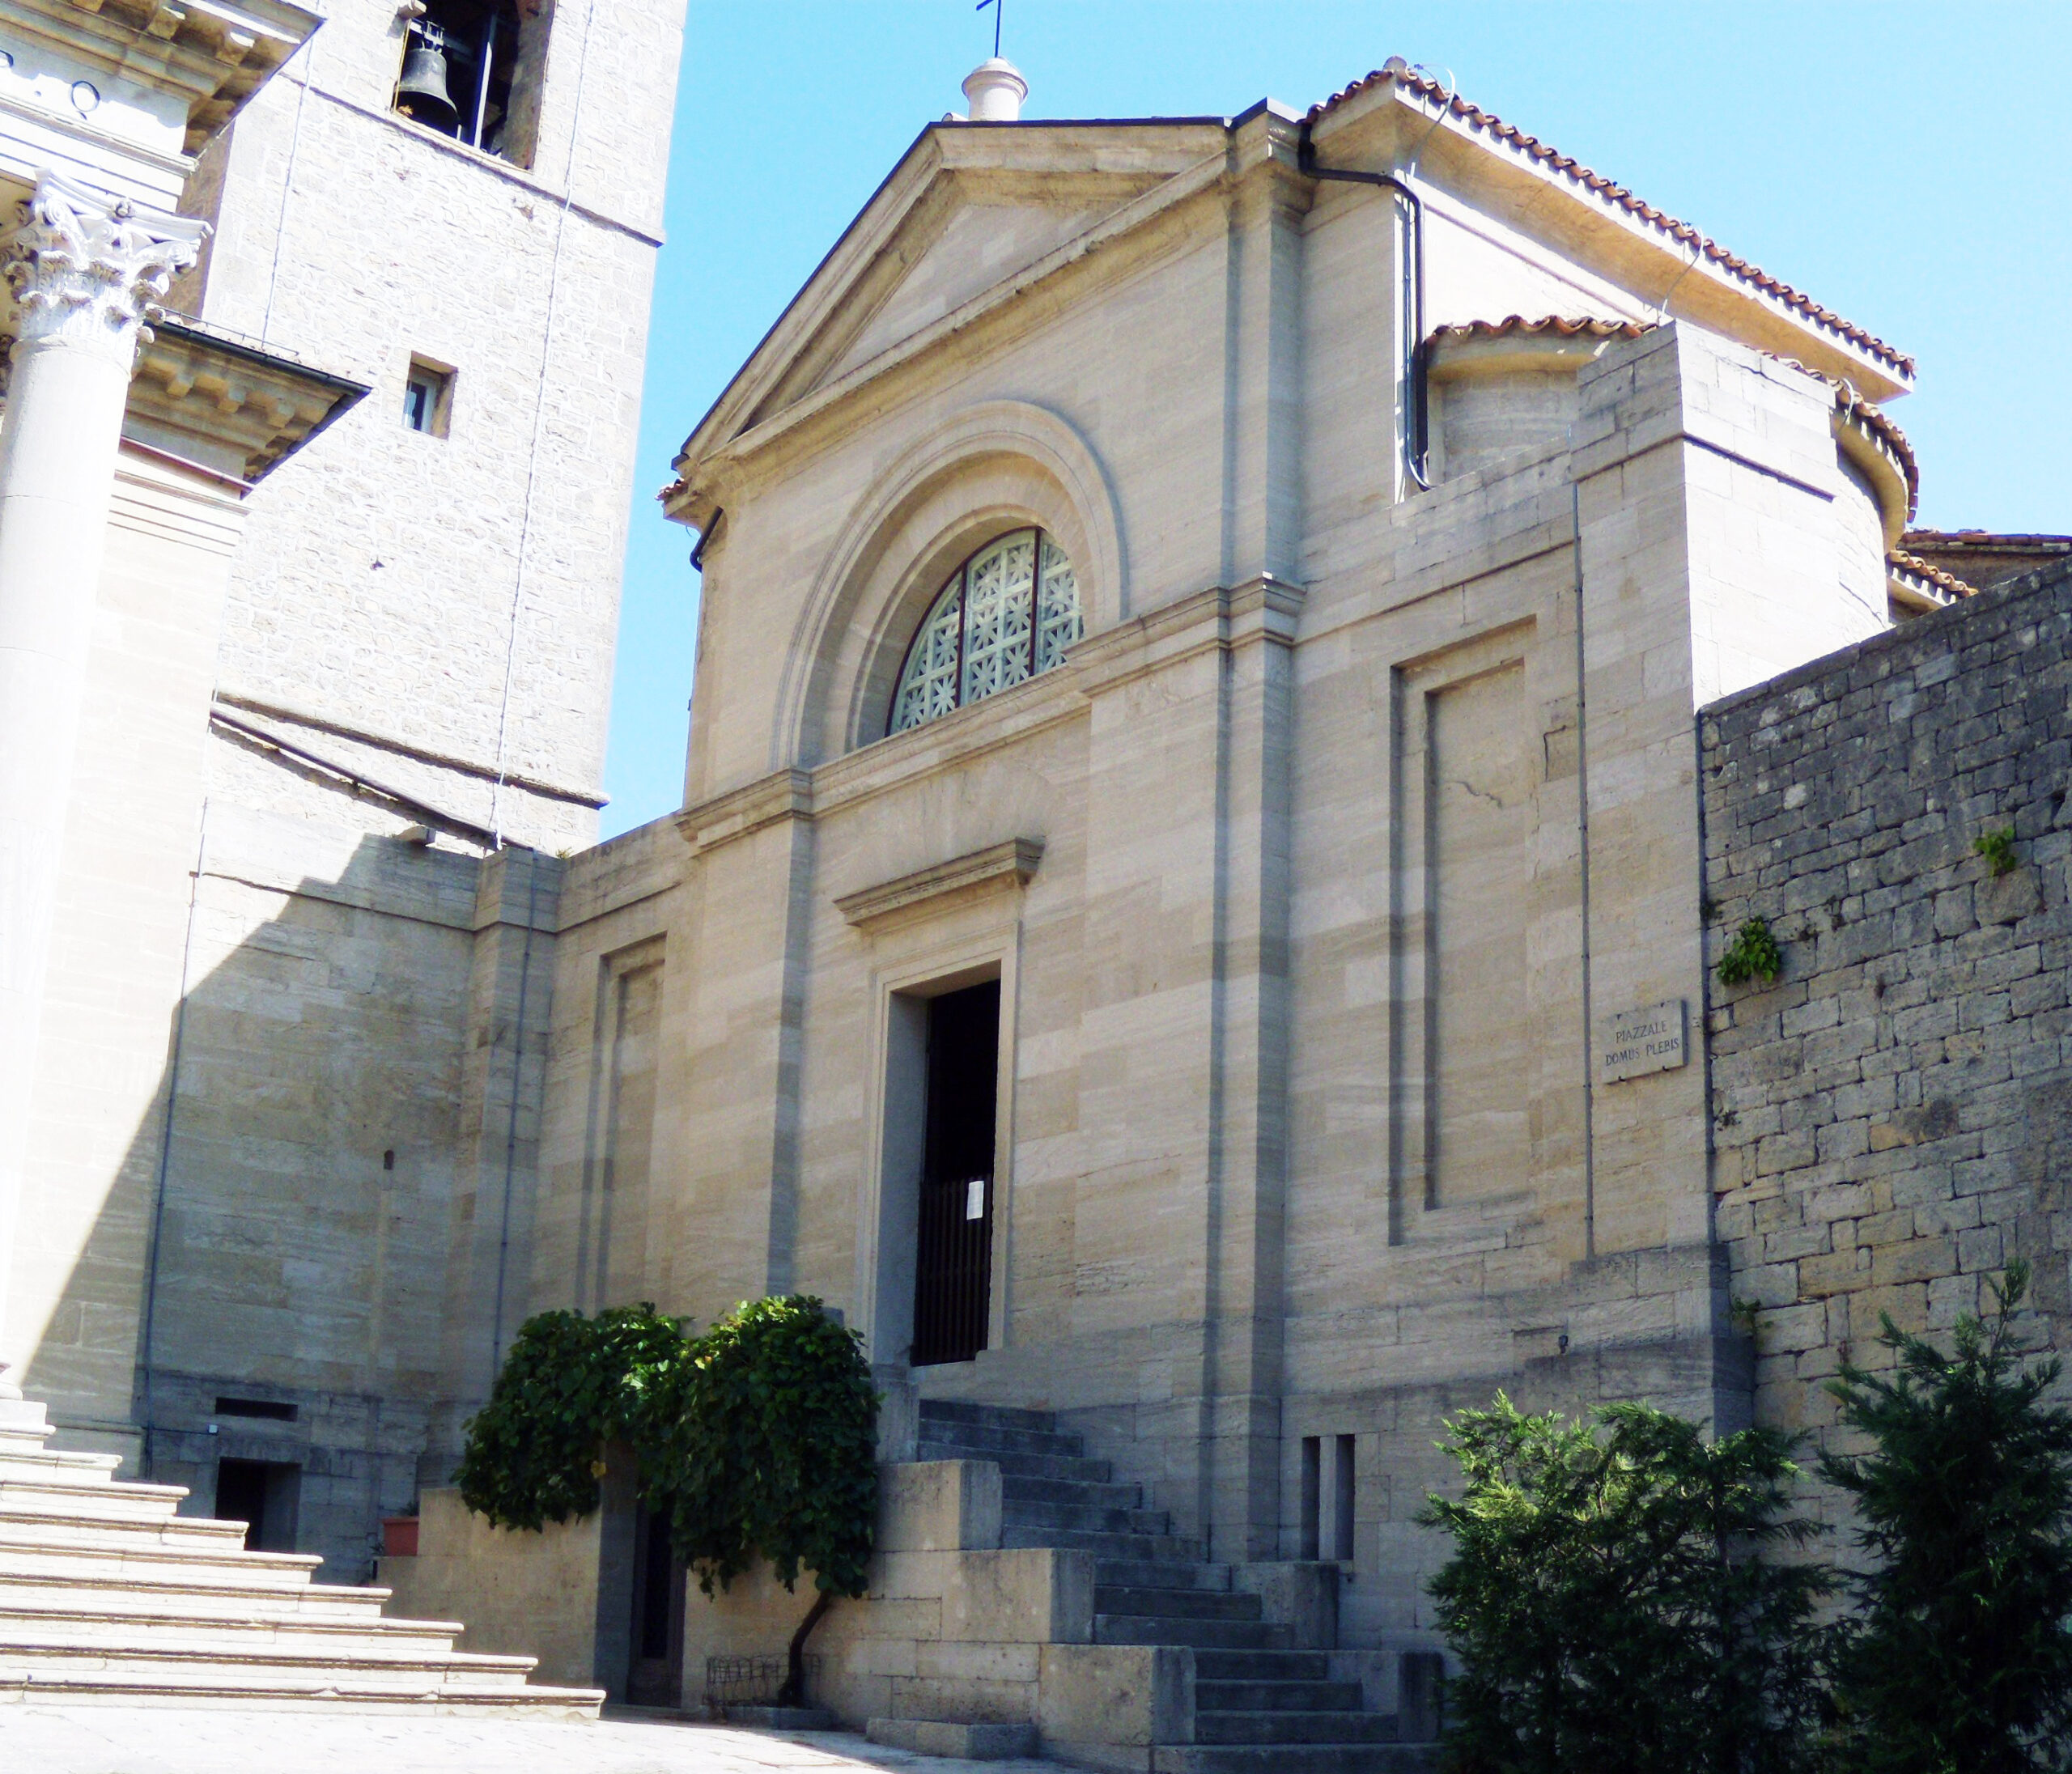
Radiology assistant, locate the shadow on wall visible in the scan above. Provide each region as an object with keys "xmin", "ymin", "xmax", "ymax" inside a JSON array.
[{"xmin": 28, "ymin": 823, "xmax": 556, "ymax": 1581}]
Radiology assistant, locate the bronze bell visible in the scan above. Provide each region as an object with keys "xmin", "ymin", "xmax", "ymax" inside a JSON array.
[{"xmin": 396, "ymin": 27, "xmax": 457, "ymax": 131}]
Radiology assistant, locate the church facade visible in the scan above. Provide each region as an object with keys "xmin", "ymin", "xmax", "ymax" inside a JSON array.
[{"xmin": 482, "ymin": 57, "xmax": 1951, "ymax": 1691}]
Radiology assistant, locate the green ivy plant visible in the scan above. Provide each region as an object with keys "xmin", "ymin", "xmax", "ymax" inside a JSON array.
[
  {"xmin": 1974, "ymin": 825, "xmax": 2019, "ymax": 877},
  {"xmin": 1717, "ymin": 915, "xmax": 1785, "ymax": 988},
  {"xmin": 455, "ymin": 1294, "xmax": 877, "ymax": 1708}
]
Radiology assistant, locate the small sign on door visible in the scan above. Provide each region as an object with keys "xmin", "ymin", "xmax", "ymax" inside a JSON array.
[{"xmin": 965, "ymin": 1178, "xmax": 987, "ymax": 1220}]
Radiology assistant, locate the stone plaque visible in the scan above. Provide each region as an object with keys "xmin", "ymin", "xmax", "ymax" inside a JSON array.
[{"xmin": 1599, "ymin": 999, "xmax": 1688, "ymax": 1083}]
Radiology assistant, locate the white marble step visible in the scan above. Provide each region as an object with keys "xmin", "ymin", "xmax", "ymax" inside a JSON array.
[
  {"xmin": 0, "ymin": 1529, "xmax": 325, "ymax": 1590},
  {"xmin": 0, "ymin": 1600, "xmax": 464, "ymax": 1656},
  {"xmin": 0, "ymin": 1636, "xmax": 541, "ymax": 1690},
  {"xmin": 0, "ymin": 1474, "xmax": 192, "ymax": 1524},
  {"xmin": 0, "ymin": 1667, "xmax": 605, "ymax": 1714},
  {"xmin": 0, "ymin": 1445, "xmax": 121, "ymax": 1483},
  {"xmin": 0, "ymin": 1568, "xmax": 386, "ymax": 1620},
  {"xmin": 0, "ymin": 1500, "xmax": 248, "ymax": 1553}
]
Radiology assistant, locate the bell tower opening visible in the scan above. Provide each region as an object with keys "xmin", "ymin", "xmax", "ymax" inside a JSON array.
[
  {"xmin": 394, "ymin": 0, "xmax": 548, "ymax": 164},
  {"xmin": 910, "ymin": 980, "xmax": 1000, "ymax": 1367}
]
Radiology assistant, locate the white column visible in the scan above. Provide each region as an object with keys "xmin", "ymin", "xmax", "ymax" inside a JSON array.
[{"xmin": 0, "ymin": 172, "xmax": 205, "ymax": 1398}]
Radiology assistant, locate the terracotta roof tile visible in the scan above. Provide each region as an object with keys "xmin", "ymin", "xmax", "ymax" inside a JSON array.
[
  {"xmin": 1311, "ymin": 61, "xmax": 1912, "ymax": 382},
  {"xmin": 1887, "ymin": 549, "xmax": 1977, "ymax": 602},
  {"xmin": 1429, "ymin": 314, "xmax": 1651, "ymax": 345}
]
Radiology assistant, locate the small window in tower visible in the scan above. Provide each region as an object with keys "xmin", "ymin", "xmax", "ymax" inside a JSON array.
[
  {"xmin": 393, "ymin": 0, "xmax": 550, "ymax": 165},
  {"xmin": 402, "ymin": 357, "xmax": 453, "ymax": 436}
]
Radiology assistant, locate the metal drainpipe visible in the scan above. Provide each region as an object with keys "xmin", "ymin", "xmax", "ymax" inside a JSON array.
[{"xmin": 1297, "ymin": 128, "xmax": 1431, "ymax": 491}]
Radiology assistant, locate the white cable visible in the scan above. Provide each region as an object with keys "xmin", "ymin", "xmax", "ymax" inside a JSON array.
[
  {"xmin": 258, "ymin": 20, "xmax": 318, "ymax": 344},
  {"xmin": 486, "ymin": 0, "xmax": 596, "ymax": 846}
]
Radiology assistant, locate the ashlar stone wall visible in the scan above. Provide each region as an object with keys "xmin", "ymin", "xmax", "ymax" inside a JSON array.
[{"xmin": 1703, "ymin": 559, "xmax": 2072, "ymax": 1522}]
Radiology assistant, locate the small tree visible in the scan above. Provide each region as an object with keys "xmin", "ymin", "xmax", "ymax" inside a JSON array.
[
  {"xmin": 640, "ymin": 1296, "xmax": 878, "ymax": 1703},
  {"xmin": 455, "ymin": 1295, "xmax": 878, "ymax": 1708},
  {"xmin": 1821, "ymin": 1261, "xmax": 2072, "ymax": 1772},
  {"xmin": 1420, "ymin": 1394, "xmax": 1825, "ymax": 1774}
]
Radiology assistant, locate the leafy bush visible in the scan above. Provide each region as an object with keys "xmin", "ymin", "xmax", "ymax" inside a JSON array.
[
  {"xmin": 456, "ymin": 1295, "xmax": 878, "ymax": 1706},
  {"xmin": 453, "ymin": 1303, "xmax": 688, "ymax": 1530},
  {"xmin": 1718, "ymin": 915, "xmax": 1785, "ymax": 988},
  {"xmin": 1821, "ymin": 1260, "xmax": 2072, "ymax": 1772},
  {"xmin": 639, "ymin": 1295, "xmax": 879, "ymax": 1602},
  {"xmin": 1420, "ymin": 1394, "xmax": 1825, "ymax": 1774}
]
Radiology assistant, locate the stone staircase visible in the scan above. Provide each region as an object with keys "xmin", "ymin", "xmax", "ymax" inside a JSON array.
[
  {"xmin": 0, "ymin": 1391, "xmax": 602, "ymax": 1714},
  {"xmin": 915, "ymin": 1399, "xmax": 1434, "ymax": 1772}
]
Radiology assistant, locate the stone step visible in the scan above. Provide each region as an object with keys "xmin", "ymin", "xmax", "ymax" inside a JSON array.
[
  {"xmin": 1095, "ymin": 1558, "xmax": 1233, "ymax": 1592},
  {"xmin": 0, "ymin": 1476, "xmax": 193, "ymax": 1523},
  {"xmin": 1094, "ymin": 1615, "xmax": 1289, "ymax": 1652},
  {"xmin": 0, "ymin": 1448, "xmax": 121, "ymax": 1483},
  {"xmin": 1193, "ymin": 1711, "xmax": 1401, "ymax": 1746},
  {"xmin": 0, "ymin": 1503, "xmax": 246, "ymax": 1551},
  {"xmin": 0, "ymin": 1600, "xmax": 464, "ymax": 1654},
  {"xmin": 915, "ymin": 1441, "xmax": 1113, "ymax": 1484},
  {"xmin": 0, "ymin": 1669, "xmax": 605, "ymax": 1715},
  {"xmin": 1000, "ymin": 1473, "xmax": 1143, "ymax": 1511},
  {"xmin": 0, "ymin": 1569, "xmax": 388, "ymax": 1619},
  {"xmin": 1094, "ymin": 1585, "xmax": 1260, "ymax": 1622},
  {"xmin": 1192, "ymin": 1650, "xmax": 1333, "ymax": 1683},
  {"xmin": 912, "ymin": 1419, "xmax": 1089, "ymax": 1462},
  {"xmin": 0, "ymin": 1531, "xmax": 325, "ymax": 1589},
  {"xmin": 1195, "ymin": 1680, "xmax": 1367, "ymax": 1714},
  {"xmin": 1002, "ymin": 1498, "xmax": 1169, "ymax": 1536},
  {"xmin": 1153, "ymin": 1746, "xmax": 1438, "ymax": 1774},
  {"xmin": 1003, "ymin": 1525, "xmax": 1201, "ymax": 1562},
  {"xmin": 916, "ymin": 1400, "xmax": 1060, "ymax": 1435},
  {"xmin": 0, "ymin": 1636, "xmax": 539, "ymax": 1689}
]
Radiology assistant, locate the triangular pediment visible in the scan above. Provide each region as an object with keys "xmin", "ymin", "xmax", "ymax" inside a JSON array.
[{"xmin": 673, "ymin": 122, "xmax": 1229, "ymax": 486}]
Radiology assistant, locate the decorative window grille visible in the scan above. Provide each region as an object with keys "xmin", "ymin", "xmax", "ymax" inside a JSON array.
[{"xmin": 889, "ymin": 529, "xmax": 1081, "ymax": 735}]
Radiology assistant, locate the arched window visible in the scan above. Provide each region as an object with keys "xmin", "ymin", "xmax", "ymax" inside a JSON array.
[{"xmin": 889, "ymin": 528, "xmax": 1081, "ymax": 735}]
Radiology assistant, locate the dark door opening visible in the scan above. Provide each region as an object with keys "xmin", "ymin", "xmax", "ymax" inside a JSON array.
[
  {"xmin": 213, "ymin": 1457, "xmax": 301, "ymax": 1551},
  {"xmin": 626, "ymin": 1504, "xmax": 685, "ymax": 1707},
  {"xmin": 911, "ymin": 979, "xmax": 1000, "ymax": 1366}
]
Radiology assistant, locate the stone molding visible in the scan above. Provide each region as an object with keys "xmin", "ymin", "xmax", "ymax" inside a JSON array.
[
  {"xmin": 834, "ymin": 838, "xmax": 1044, "ymax": 933},
  {"xmin": 5, "ymin": 171, "xmax": 206, "ymax": 369}
]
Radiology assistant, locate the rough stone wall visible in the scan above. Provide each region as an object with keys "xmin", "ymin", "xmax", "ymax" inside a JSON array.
[{"xmin": 1703, "ymin": 560, "xmax": 2072, "ymax": 1528}]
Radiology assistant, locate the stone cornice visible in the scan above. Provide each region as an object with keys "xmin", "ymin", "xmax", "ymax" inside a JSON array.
[
  {"xmin": 682, "ymin": 579, "xmax": 1307, "ymax": 861},
  {"xmin": 7, "ymin": 0, "xmax": 319, "ymax": 152},
  {"xmin": 128, "ymin": 314, "xmax": 365, "ymax": 481},
  {"xmin": 834, "ymin": 838, "xmax": 1043, "ymax": 933},
  {"xmin": 675, "ymin": 766, "xmax": 813, "ymax": 857}
]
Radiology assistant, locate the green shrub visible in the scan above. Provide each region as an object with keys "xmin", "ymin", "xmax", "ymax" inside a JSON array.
[
  {"xmin": 1718, "ymin": 915, "xmax": 1785, "ymax": 988},
  {"xmin": 1821, "ymin": 1261, "xmax": 2072, "ymax": 1772},
  {"xmin": 1420, "ymin": 1394, "xmax": 1825, "ymax": 1774}
]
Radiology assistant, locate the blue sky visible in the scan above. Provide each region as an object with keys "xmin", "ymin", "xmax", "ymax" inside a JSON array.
[{"xmin": 599, "ymin": 1, "xmax": 2071, "ymax": 838}]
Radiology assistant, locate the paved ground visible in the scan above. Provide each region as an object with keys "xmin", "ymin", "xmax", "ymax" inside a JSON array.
[{"xmin": 0, "ymin": 1706, "xmax": 1061, "ymax": 1774}]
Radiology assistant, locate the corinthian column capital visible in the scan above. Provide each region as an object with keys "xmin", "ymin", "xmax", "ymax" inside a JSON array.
[{"xmin": 4, "ymin": 172, "xmax": 210, "ymax": 371}]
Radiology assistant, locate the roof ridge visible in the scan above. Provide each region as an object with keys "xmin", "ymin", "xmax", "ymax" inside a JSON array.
[{"xmin": 1310, "ymin": 60, "xmax": 1912, "ymax": 381}]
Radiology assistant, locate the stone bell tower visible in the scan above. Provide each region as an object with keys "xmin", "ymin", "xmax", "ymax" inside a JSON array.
[{"xmin": 179, "ymin": 0, "xmax": 684, "ymax": 851}]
